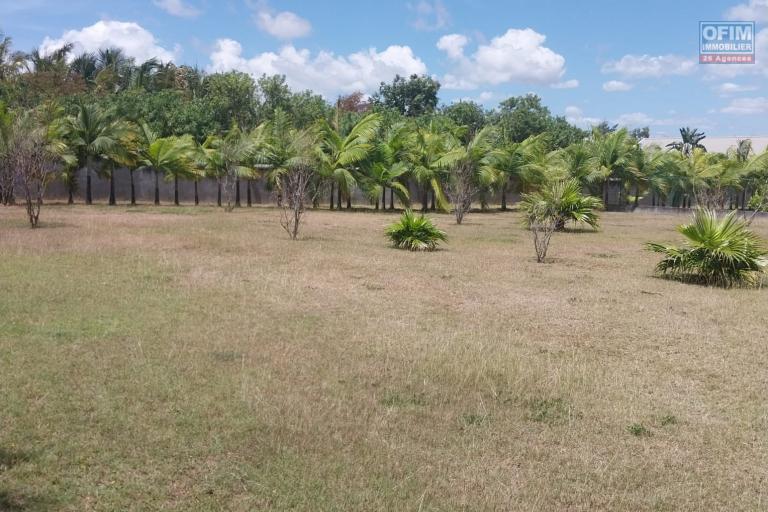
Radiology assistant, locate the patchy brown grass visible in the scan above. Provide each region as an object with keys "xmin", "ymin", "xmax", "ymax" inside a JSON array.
[{"xmin": 1, "ymin": 205, "xmax": 767, "ymax": 511}]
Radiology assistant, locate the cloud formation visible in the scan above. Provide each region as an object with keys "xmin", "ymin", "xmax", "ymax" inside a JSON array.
[
  {"xmin": 601, "ymin": 54, "xmax": 695, "ymax": 78},
  {"xmin": 408, "ymin": 0, "xmax": 450, "ymax": 31},
  {"xmin": 253, "ymin": 2, "xmax": 311, "ymax": 40},
  {"xmin": 437, "ymin": 28, "xmax": 567, "ymax": 89},
  {"xmin": 208, "ymin": 39, "xmax": 427, "ymax": 97},
  {"xmin": 153, "ymin": 0, "xmax": 200, "ymax": 18},
  {"xmin": 40, "ymin": 20, "xmax": 178, "ymax": 63},
  {"xmin": 602, "ymin": 80, "xmax": 633, "ymax": 92}
]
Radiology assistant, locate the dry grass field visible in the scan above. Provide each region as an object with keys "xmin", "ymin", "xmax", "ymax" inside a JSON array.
[{"xmin": 1, "ymin": 205, "xmax": 767, "ymax": 511}]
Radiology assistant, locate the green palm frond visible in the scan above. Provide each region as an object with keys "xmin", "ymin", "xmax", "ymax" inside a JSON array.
[{"xmin": 646, "ymin": 209, "xmax": 767, "ymax": 287}]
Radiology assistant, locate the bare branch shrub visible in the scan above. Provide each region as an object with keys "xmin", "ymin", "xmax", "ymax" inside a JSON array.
[
  {"xmin": 278, "ymin": 164, "xmax": 315, "ymax": 240},
  {"xmin": 446, "ymin": 163, "xmax": 475, "ymax": 225},
  {"xmin": 10, "ymin": 120, "xmax": 56, "ymax": 227}
]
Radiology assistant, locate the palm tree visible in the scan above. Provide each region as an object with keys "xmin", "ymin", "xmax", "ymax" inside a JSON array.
[
  {"xmin": 0, "ymin": 32, "xmax": 25, "ymax": 81},
  {"xmin": 70, "ymin": 52, "xmax": 98, "ymax": 86},
  {"xmin": 647, "ymin": 209, "xmax": 767, "ymax": 287},
  {"xmin": 202, "ymin": 125, "xmax": 257, "ymax": 211},
  {"xmin": 62, "ymin": 103, "xmax": 129, "ymax": 204},
  {"xmin": 591, "ymin": 127, "xmax": 633, "ymax": 205},
  {"xmin": 498, "ymin": 134, "xmax": 551, "ymax": 207},
  {"xmin": 362, "ymin": 122, "xmax": 412, "ymax": 210},
  {"xmin": 318, "ymin": 112, "xmax": 381, "ymax": 210},
  {"xmin": 521, "ymin": 178, "xmax": 604, "ymax": 231},
  {"xmin": 435, "ymin": 125, "xmax": 504, "ymax": 224},
  {"xmin": 137, "ymin": 134, "xmax": 199, "ymax": 206},
  {"xmin": 410, "ymin": 120, "xmax": 451, "ymax": 212},
  {"xmin": 666, "ymin": 127, "xmax": 706, "ymax": 157},
  {"xmin": 626, "ymin": 145, "xmax": 672, "ymax": 208}
]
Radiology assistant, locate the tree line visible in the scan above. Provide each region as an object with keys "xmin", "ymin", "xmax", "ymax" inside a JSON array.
[{"xmin": 1, "ymin": 30, "xmax": 768, "ymax": 233}]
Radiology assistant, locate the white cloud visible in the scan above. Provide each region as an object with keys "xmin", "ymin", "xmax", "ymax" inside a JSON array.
[
  {"xmin": 601, "ymin": 54, "xmax": 696, "ymax": 78},
  {"xmin": 436, "ymin": 34, "xmax": 467, "ymax": 59},
  {"xmin": 725, "ymin": 0, "xmax": 768, "ymax": 22},
  {"xmin": 565, "ymin": 106, "xmax": 600, "ymax": 128},
  {"xmin": 602, "ymin": 80, "xmax": 633, "ymax": 92},
  {"xmin": 408, "ymin": 0, "xmax": 450, "ymax": 31},
  {"xmin": 437, "ymin": 28, "xmax": 566, "ymax": 89},
  {"xmin": 715, "ymin": 82, "xmax": 759, "ymax": 95},
  {"xmin": 721, "ymin": 96, "xmax": 768, "ymax": 114},
  {"xmin": 616, "ymin": 112, "xmax": 654, "ymax": 126},
  {"xmin": 551, "ymin": 79, "xmax": 579, "ymax": 89},
  {"xmin": 40, "ymin": 20, "xmax": 178, "ymax": 63},
  {"xmin": 153, "ymin": 0, "xmax": 200, "ymax": 17},
  {"xmin": 253, "ymin": 2, "xmax": 311, "ymax": 40},
  {"xmin": 208, "ymin": 39, "xmax": 427, "ymax": 98}
]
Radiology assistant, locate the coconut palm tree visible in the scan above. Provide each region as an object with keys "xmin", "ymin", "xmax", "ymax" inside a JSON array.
[
  {"xmin": 318, "ymin": 112, "xmax": 381, "ymax": 210},
  {"xmin": 62, "ymin": 102, "xmax": 130, "ymax": 204},
  {"xmin": 410, "ymin": 120, "xmax": 451, "ymax": 212},
  {"xmin": 434, "ymin": 125, "xmax": 504, "ymax": 224},
  {"xmin": 137, "ymin": 134, "xmax": 199, "ymax": 206},
  {"xmin": 626, "ymin": 144, "xmax": 673, "ymax": 208},
  {"xmin": 361, "ymin": 122, "xmax": 412, "ymax": 210},
  {"xmin": 591, "ymin": 127, "xmax": 633, "ymax": 205},
  {"xmin": 202, "ymin": 125, "xmax": 257, "ymax": 210}
]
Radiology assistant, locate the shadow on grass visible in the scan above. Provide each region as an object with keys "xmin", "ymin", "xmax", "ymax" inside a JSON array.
[{"xmin": 0, "ymin": 448, "xmax": 52, "ymax": 511}]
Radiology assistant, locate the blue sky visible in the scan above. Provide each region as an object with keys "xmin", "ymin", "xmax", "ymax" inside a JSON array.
[{"xmin": 2, "ymin": 0, "xmax": 768, "ymax": 136}]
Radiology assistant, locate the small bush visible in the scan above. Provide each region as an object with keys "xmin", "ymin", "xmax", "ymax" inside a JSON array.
[
  {"xmin": 646, "ymin": 208, "xmax": 767, "ymax": 287},
  {"xmin": 627, "ymin": 423, "xmax": 652, "ymax": 437},
  {"xmin": 385, "ymin": 210, "xmax": 447, "ymax": 251},
  {"xmin": 660, "ymin": 414, "xmax": 678, "ymax": 426}
]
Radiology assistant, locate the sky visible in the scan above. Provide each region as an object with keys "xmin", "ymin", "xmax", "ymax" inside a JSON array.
[{"xmin": 2, "ymin": 0, "xmax": 768, "ymax": 136}]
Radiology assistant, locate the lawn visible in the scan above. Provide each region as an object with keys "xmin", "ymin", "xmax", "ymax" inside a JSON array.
[{"xmin": 1, "ymin": 205, "xmax": 767, "ymax": 511}]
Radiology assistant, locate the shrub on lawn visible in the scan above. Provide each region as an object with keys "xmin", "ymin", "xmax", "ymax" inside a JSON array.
[
  {"xmin": 646, "ymin": 208, "xmax": 767, "ymax": 288},
  {"xmin": 385, "ymin": 210, "xmax": 446, "ymax": 251}
]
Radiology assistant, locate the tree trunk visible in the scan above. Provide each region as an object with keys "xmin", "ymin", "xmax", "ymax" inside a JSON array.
[
  {"xmin": 86, "ymin": 168, "xmax": 92, "ymax": 205},
  {"xmin": 217, "ymin": 181, "xmax": 222, "ymax": 207},
  {"xmin": 337, "ymin": 187, "xmax": 342, "ymax": 210},
  {"xmin": 247, "ymin": 180, "xmax": 252, "ymax": 207},
  {"xmin": 389, "ymin": 188, "xmax": 394, "ymax": 210},
  {"xmin": 633, "ymin": 181, "xmax": 639, "ymax": 209},
  {"xmin": 235, "ymin": 178, "xmax": 241, "ymax": 207},
  {"xmin": 68, "ymin": 187, "xmax": 74, "ymax": 205},
  {"xmin": 329, "ymin": 182, "xmax": 334, "ymax": 210},
  {"xmin": 375, "ymin": 197, "xmax": 379, "ymax": 210},
  {"xmin": 430, "ymin": 190, "xmax": 436, "ymax": 211},
  {"xmin": 174, "ymin": 175, "xmax": 179, "ymax": 205},
  {"xmin": 501, "ymin": 182, "xmax": 507, "ymax": 211},
  {"xmin": 194, "ymin": 181, "xmax": 199, "ymax": 206},
  {"xmin": 130, "ymin": 169, "xmax": 136, "ymax": 205},
  {"xmin": 109, "ymin": 171, "xmax": 116, "ymax": 206},
  {"xmin": 421, "ymin": 187, "xmax": 428, "ymax": 213},
  {"xmin": 154, "ymin": 171, "xmax": 160, "ymax": 205},
  {"xmin": 382, "ymin": 187, "xmax": 386, "ymax": 211},
  {"xmin": 346, "ymin": 195, "xmax": 351, "ymax": 210}
]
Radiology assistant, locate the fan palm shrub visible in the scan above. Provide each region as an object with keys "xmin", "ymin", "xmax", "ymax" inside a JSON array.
[
  {"xmin": 521, "ymin": 178, "xmax": 603, "ymax": 231},
  {"xmin": 385, "ymin": 210, "xmax": 446, "ymax": 251},
  {"xmin": 646, "ymin": 208, "xmax": 767, "ymax": 287}
]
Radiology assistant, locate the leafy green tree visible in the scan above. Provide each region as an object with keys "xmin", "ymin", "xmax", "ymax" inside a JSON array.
[
  {"xmin": 442, "ymin": 101, "xmax": 487, "ymax": 139},
  {"xmin": 373, "ymin": 74, "xmax": 440, "ymax": 117},
  {"xmin": 496, "ymin": 94, "xmax": 551, "ymax": 143},
  {"xmin": 203, "ymin": 71, "xmax": 257, "ymax": 131}
]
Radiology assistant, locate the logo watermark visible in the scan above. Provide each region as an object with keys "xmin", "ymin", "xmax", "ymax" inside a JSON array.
[{"xmin": 699, "ymin": 21, "xmax": 755, "ymax": 64}]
